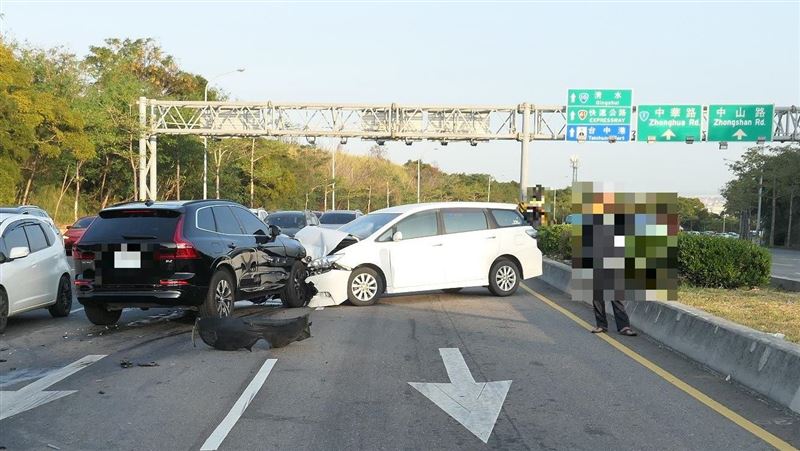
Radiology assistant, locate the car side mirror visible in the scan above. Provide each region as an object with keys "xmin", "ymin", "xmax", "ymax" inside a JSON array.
[
  {"xmin": 392, "ymin": 231, "xmax": 403, "ymax": 242},
  {"xmin": 269, "ymin": 224, "xmax": 281, "ymax": 238},
  {"xmin": 9, "ymin": 246, "xmax": 30, "ymax": 260}
]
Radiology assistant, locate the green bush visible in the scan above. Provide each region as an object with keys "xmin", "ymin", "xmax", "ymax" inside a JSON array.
[
  {"xmin": 536, "ymin": 224, "xmax": 572, "ymax": 261},
  {"xmin": 678, "ymin": 233, "xmax": 771, "ymax": 288}
]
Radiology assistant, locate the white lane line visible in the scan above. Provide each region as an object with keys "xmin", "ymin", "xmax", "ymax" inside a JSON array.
[
  {"xmin": 70, "ymin": 307, "xmax": 84, "ymax": 313},
  {"xmin": 315, "ymin": 307, "xmax": 325, "ymax": 311},
  {"xmin": 200, "ymin": 358, "xmax": 277, "ymax": 450}
]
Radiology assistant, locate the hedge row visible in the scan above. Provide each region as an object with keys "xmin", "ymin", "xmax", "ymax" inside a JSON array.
[{"xmin": 535, "ymin": 226, "xmax": 771, "ymax": 288}]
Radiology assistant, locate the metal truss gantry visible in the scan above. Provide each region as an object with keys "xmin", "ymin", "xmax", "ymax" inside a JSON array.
[{"xmin": 137, "ymin": 97, "xmax": 799, "ymax": 202}]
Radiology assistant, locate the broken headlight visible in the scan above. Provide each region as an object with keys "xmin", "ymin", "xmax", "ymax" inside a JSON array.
[{"xmin": 308, "ymin": 254, "xmax": 343, "ymax": 270}]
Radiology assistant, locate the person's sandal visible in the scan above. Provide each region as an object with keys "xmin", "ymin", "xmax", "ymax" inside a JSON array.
[
  {"xmin": 619, "ymin": 327, "xmax": 638, "ymax": 336},
  {"xmin": 591, "ymin": 327, "xmax": 607, "ymax": 334}
]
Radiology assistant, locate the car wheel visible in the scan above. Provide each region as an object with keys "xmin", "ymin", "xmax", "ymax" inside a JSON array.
[
  {"xmin": 200, "ymin": 270, "xmax": 236, "ymax": 318},
  {"xmin": 48, "ymin": 275, "xmax": 72, "ymax": 318},
  {"xmin": 488, "ymin": 258, "xmax": 520, "ymax": 297},
  {"xmin": 281, "ymin": 261, "xmax": 308, "ymax": 308},
  {"xmin": 0, "ymin": 290, "xmax": 8, "ymax": 333},
  {"xmin": 347, "ymin": 267, "xmax": 382, "ymax": 306},
  {"xmin": 84, "ymin": 304, "xmax": 122, "ymax": 326},
  {"xmin": 442, "ymin": 288, "xmax": 463, "ymax": 294}
]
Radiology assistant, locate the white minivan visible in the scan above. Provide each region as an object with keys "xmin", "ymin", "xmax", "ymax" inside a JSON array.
[
  {"xmin": 0, "ymin": 214, "xmax": 74, "ymax": 332},
  {"xmin": 298, "ymin": 202, "xmax": 543, "ymax": 306}
]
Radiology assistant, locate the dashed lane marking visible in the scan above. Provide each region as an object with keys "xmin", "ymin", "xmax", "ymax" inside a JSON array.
[{"xmin": 200, "ymin": 358, "xmax": 277, "ymax": 450}]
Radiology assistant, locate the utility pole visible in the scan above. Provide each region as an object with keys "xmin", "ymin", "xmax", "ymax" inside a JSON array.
[
  {"xmin": 487, "ymin": 175, "xmax": 492, "ymax": 202},
  {"xmin": 417, "ymin": 159, "xmax": 421, "ymax": 203},
  {"xmin": 386, "ymin": 181, "xmax": 390, "ymax": 208},
  {"xmin": 570, "ymin": 155, "xmax": 579, "ymax": 183},
  {"xmin": 249, "ymin": 138, "xmax": 256, "ymax": 208},
  {"xmin": 333, "ymin": 143, "xmax": 342, "ymax": 210},
  {"xmin": 755, "ymin": 144, "xmax": 764, "ymax": 244},
  {"xmin": 203, "ymin": 68, "xmax": 245, "ymax": 199}
]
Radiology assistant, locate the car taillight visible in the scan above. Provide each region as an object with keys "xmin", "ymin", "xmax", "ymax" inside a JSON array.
[
  {"xmin": 74, "ymin": 279, "xmax": 93, "ymax": 286},
  {"xmin": 73, "ymin": 249, "xmax": 95, "ymax": 260},
  {"xmin": 155, "ymin": 215, "xmax": 199, "ymax": 260},
  {"xmin": 159, "ymin": 279, "xmax": 189, "ymax": 286}
]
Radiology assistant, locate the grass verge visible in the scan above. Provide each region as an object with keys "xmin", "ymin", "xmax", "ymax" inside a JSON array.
[{"xmin": 679, "ymin": 286, "xmax": 800, "ymax": 344}]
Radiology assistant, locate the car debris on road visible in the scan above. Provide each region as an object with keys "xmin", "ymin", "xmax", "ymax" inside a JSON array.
[{"xmin": 192, "ymin": 312, "xmax": 312, "ymax": 351}]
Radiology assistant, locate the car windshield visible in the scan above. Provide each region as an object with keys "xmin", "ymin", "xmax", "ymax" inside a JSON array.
[
  {"xmin": 267, "ymin": 212, "xmax": 306, "ymax": 229},
  {"xmin": 338, "ymin": 213, "xmax": 400, "ymax": 240},
  {"xmin": 320, "ymin": 212, "xmax": 356, "ymax": 225}
]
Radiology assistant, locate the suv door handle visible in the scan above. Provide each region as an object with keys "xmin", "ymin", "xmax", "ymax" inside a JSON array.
[{"xmin": 227, "ymin": 243, "xmax": 237, "ymax": 249}]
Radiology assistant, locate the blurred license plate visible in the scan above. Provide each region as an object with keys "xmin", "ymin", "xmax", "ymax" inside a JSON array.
[{"xmin": 114, "ymin": 251, "xmax": 141, "ymax": 269}]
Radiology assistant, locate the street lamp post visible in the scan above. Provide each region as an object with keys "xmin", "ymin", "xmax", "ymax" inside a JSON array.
[
  {"xmin": 417, "ymin": 147, "xmax": 438, "ymax": 203},
  {"xmin": 305, "ymin": 184, "xmax": 325, "ymax": 210},
  {"xmin": 203, "ymin": 68, "xmax": 245, "ymax": 199},
  {"xmin": 487, "ymin": 175, "xmax": 493, "ymax": 202}
]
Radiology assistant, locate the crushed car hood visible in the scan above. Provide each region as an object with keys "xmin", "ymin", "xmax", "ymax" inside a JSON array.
[{"xmin": 295, "ymin": 227, "xmax": 353, "ymax": 259}]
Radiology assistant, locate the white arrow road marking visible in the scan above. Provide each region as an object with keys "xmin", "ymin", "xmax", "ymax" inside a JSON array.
[
  {"xmin": 0, "ymin": 354, "xmax": 106, "ymax": 421},
  {"xmin": 733, "ymin": 128, "xmax": 748, "ymax": 140},
  {"xmin": 409, "ymin": 348, "xmax": 511, "ymax": 443},
  {"xmin": 200, "ymin": 358, "xmax": 277, "ymax": 451}
]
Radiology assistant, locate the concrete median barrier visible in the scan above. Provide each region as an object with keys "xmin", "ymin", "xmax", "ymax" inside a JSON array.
[{"xmin": 536, "ymin": 258, "xmax": 800, "ymax": 414}]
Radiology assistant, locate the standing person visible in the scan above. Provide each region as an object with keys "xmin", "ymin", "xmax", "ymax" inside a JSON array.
[{"xmin": 591, "ymin": 299, "xmax": 637, "ymax": 336}]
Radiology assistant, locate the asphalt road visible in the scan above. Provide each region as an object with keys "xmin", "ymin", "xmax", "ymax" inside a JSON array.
[
  {"xmin": 771, "ymin": 248, "xmax": 800, "ymax": 281},
  {"xmin": 1, "ymin": 279, "xmax": 798, "ymax": 450}
]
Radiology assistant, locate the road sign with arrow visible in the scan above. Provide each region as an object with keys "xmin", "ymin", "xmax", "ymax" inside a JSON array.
[
  {"xmin": 409, "ymin": 348, "xmax": 511, "ymax": 443},
  {"xmin": 707, "ymin": 104, "xmax": 773, "ymax": 142},
  {"xmin": 566, "ymin": 89, "xmax": 632, "ymax": 142},
  {"xmin": 636, "ymin": 104, "xmax": 702, "ymax": 142}
]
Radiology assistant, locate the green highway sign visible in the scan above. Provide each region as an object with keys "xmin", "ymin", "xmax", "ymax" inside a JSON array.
[
  {"xmin": 707, "ymin": 104, "xmax": 773, "ymax": 142},
  {"xmin": 566, "ymin": 89, "xmax": 633, "ymax": 141},
  {"xmin": 568, "ymin": 89, "xmax": 632, "ymax": 107},
  {"xmin": 636, "ymin": 105, "xmax": 702, "ymax": 142}
]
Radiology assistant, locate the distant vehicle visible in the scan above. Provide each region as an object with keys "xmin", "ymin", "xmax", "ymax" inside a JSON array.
[
  {"xmin": 265, "ymin": 210, "xmax": 319, "ymax": 237},
  {"xmin": 73, "ymin": 200, "xmax": 311, "ymax": 326},
  {"xmin": 300, "ymin": 202, "xmax": 543, "ymax": 306},
  {"xmin": 0, "ymin": 205, "xmax": 55, "ymax": 227},
  {"xmin": 319, "ymin": 210, "xmax": 363, "ymax": 229},
  {"xmin": 63, "ymin": 215, "xmax": 96, "ymax": 255},
  {"xmin": 0, "ymin": 213, "xmax": 73, "ymax": 332},
  {"xmin": 250, "ymin": 208, "xmax": 268, "ymax": 222}
]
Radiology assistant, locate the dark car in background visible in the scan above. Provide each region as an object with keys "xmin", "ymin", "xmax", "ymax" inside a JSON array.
[
  {"xmin": 319, "ymin": 210, "xmax": 363, "ymax": 229},
  {"xmin": 266, "ymin": 210, "xmax": 319, "ymax": 237},
  {"xmin": 73, "ymin": 200, "xmax": 311, "ymax": 325},
  {"xmin": 63, "ymin": 215, "xmax": 96, "ymax": 255}
]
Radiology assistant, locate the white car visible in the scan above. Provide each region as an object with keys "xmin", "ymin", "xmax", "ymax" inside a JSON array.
[
  {"xmin": 297, "ymin": 202, "xmax": 543, "ymax": 307},
  {"xmin": 0, "ymin": 213, "xmax": 74, "ymax": 332}
]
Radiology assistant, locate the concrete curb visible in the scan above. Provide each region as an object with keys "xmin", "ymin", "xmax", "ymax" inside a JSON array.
[
  {"xmin": 536, "ymin": 257, "xmax": 800, "ymax": 414},
  {"xmin": 771, "ymin": 276, "xmax": 800, "ymax": 292}
]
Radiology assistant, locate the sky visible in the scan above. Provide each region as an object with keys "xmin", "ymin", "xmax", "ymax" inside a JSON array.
[{"xmin": 1, "ymin": 0, "xmax": 799, "ymax": 196}]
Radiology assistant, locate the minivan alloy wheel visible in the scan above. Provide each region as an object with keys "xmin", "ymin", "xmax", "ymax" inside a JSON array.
[
  {"xmin": 496, "ymin": 265, "xmax": 517, "ymax": 292},
  {"xmin": 215, "ymin": 279, "xmax": 234, "ymax": 316},
  {"xmin": 351, "ymin": 273, "xmax": 378, "ymax": 301}
]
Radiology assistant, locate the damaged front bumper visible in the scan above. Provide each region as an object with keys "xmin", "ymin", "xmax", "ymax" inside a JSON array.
[{"xmin": 306, "ymin": 267, "xmax": 351, "ymax": 307}]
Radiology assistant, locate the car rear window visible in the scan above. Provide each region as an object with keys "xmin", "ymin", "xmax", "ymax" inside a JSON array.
[
  {"xmin": 491, "ymin": 209, "xmax": 525, "ymax": 227},
  {"xmin": 442, "ymin": 209, "xmax": 488, "ymax": 234},
  {"xmin": 73, "ymin": 216, "xmax": 96, "ymax": 228},
  {"xmin": 82, "ymin": 209, "xmax": 181, "ymax": 242},
  {"xmin": 320, "ymin": 213, "xmax": 356, "ymax": 225},
  {"xmin": 267, "ymin": 212, "xmax": 306, "ymax": 229}
]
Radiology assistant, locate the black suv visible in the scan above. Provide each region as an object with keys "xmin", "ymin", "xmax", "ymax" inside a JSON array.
[{"xmin": 74, "ymin": 200, "xmax": 310, "ymax": 325}]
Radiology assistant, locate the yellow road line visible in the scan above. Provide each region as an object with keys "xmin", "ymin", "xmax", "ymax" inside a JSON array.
[{"xmin": 520, "ymin": 284, "xmax": 797, "ymax": 451}]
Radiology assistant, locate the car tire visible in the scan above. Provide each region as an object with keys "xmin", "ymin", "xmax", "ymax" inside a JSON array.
[
  {"xmin": 84, "ymin": 304, "xmax": 122, "ymax": 326},
  {"xmin": 200, "ymin": 269, "xmax": 236, "ymax": 318},
  {"xmin": 48, "ymin": 275, "xmax": 72, "ymax": 318},
  {"xmin": 0, "ymin": 290, "xmax": 8, "ymax": 333},
  {"xmin": 442, "ymin": 288, "xmax": 463, "ymax": 294},
  {"xmin": 347, "ymin": 267, "xmax": 382, "ymax": 306},
  {"xmin": 488, "ymin": 258, "xmax": 520, "ymax": 297},
  {"xmin": 281, "ymin": 261, "xmax": 308, "ymax": 308}
]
